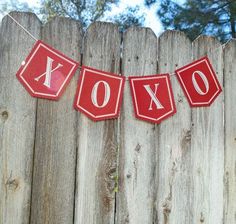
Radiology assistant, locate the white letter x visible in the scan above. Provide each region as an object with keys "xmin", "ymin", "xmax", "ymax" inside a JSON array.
[
  {"xmin": 144, "ymin": 83, "xmax": 164, "ymax": 110},
  {"xmin": 34, "ymin": 56, "xmax": 63, "ymax": 88}
]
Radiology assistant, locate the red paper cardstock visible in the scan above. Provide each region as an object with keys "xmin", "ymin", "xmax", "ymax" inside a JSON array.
[
  {"xmin": 16, "ymin": 40, "xmax": 79, "ymax": 100},
  {"xmin": 74, "ymin": 66, "xmax": 125, "ymax": 121},
  {"xmin": 129, "ymin": 74, "xmax": 176, "ymax": 123},
  {"xmin": 175, "ymin": 57, "xmax": 222, "ymax": 107}
]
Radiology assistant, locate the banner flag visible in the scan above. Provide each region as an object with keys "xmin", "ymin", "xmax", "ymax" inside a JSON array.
[
  {"xmin": 16, "ymin": 40, "xmax": 79, "ymax": 100},
  {"xmin": 175, "ymin": 56, "xmax": 222, "ymax": 107},
  {"xmin": 129, "ymin": 74, "xmax": 176, "ymax": 123},
  {"xmin": 74, "ymin": 66, "xmax": 125, "ymax": 121}
]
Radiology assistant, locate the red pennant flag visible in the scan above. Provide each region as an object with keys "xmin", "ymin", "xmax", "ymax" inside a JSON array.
[
  {"xmin": 129, "ymin": 74, "xmax": 176, "ymax": 124},
  {"xmin": 175, "ymin": 56, "xmax": 222, "ymax": 107},
  {"xmin": 16, "ymin": 40, "xmax": 79, "ymax": 100},
  {"xmin": 74, "ymin": 66, "xmax": 125, "ymax": 121}
]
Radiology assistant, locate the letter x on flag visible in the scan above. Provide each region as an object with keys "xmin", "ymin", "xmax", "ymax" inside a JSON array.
[
  {"xmin": 129, "ymin": 74, "xmax": 176, "ymax": 124},
  {"xmin": 16, "ymin": 40, "xmax": 79, "ymax": 100}
]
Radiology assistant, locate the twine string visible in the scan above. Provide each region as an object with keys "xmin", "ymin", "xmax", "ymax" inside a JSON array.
[{"xmin": 7, "ymin": 13, "xmax": 38, "ymax": 41}]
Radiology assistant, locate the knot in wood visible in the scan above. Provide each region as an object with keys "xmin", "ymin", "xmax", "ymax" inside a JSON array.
[
  {"xmin": 126, "ymin": 173, "xmax": 131, "ymax": 179},
  {"xmin": 184, "ymin": 130, "xmax": 191, "ymax": 141},
  {"xmin": 177, "ymin": 94, "xmax": 184, "ymax": 103},
  {"xmin": 163, "ymin": 206, "xmax": 171, "ymax": 214},
  {"xmin": 162, "ymin": 198, "xmax": 172, "ymax": 215},
  {"xmin": 135, "ymin": 143, "xmax": 141, "ymax": 152},
  {"xmin": 6, "ymin": 178, "xmax": 19, "ymax": 191},
  {"xmin": 178, "ymin": 97, "xmax": 183, "ymax": 103},
  {"xmin": 1, "ymin": 110, "xmax": 9, "ymax": 121},
  {"xmin": 125, "ymin": 215, "xmax": 129, "ymax": 223},
  {"xmin": 200, "ymin": 212, "xmax": 205, "ymax": 222},
  {"xmin": 107, "ymin": 167, "xmax": 116, "ymax": 180}
]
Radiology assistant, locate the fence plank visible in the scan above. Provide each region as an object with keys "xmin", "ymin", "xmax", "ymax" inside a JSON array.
[
  {"xmin": 224, "ymin": 39, "xmax": 236, "ymax": 224},
  {"xmin": 0, "ymin": 12, "xmax": 41, "ymax": 224},
  {"xmin": 74, "ymin": 22, "xmax": 121, "ymax": 224},
  {"xmin": 191, "ymin": 36, "xmax": 224, "ymax": 223},
  {"xmin": 116, "ymin": 27, "xmax": 157, "ymax": 224},
  {"xmin": 30, "ymin": 17, "xmax": 82, "ymax": 224},
  {"xmin": 0, "ymin": 12, "xmax": 234, "ymax": 224},
  {"xmin": 156, "ymin": 31, "xmax": 193, "ymax": 224}
]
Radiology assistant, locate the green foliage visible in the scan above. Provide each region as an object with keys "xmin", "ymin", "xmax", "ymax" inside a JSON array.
[
  {"xmin": 0, "ymin": 0, "xmax": 146, "ymax": 32},
  {"xmin": 0, "ymin": 0, "xmax": 33, "ymax": 15},
  {"xmin": 151, "ymin": 0, "xmax": 236, "ymax": 42},
  {"xmin": 40, "ymin": 0, "xmax": 145, "ymax": 30},
  {"xmin": 145, "ymin": 0, "xmax": 156, "ymax": 7},
  {"xmin": 40, "ymin": 0, "xmax": 119, "ymax": 27},
  {"xmin": 108, "ymin": 6, "xmax": 145, "ymax": 32}
]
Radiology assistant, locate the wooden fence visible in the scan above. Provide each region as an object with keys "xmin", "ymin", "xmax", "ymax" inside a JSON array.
[{"xmin": 0, "ymin": 11, "xmax": 235, "ymax": 224}]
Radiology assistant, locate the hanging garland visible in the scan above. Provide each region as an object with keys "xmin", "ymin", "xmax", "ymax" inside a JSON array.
[{"xmin": 8, "ymin": 14, "xmax": 222, "ymax": 124}]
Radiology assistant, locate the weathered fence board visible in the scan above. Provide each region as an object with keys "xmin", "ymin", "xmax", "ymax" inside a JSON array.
[
  {"xmin": 116, "ymin": 27, "xmax": 157, "ymax": 224},
  {"xmin": 156, "ymin": 31, "xmax": 193, "ymax": 224},
  {"xmin": 191, "ymin": 36, "xmax": 224, "ymax": 223},
  {"xmin": 0, "ymin": 12, "xmax": 41, "ymax": 224},
  {"xmin": 224, "ymin": 39, "xmax": 236, "ymax": 224},
  {"xmin": 74, "ymin": 22, "xmax": 121, "ymax": 224},
  {"xmin": 0, "ymin": 11, "xmax": 235, "ymax": 224},
  {"xmin": 30, "ymin": 18, "xmax": 82, "ymax": 224}
]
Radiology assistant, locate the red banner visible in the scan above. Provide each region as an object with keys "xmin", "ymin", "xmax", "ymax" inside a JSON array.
[
  {"xmin": 16, "ymin": 40, "xmax": 79, "ymax": 100},
  {"xmin": 74, "ymin": 66, "xmax": 125, "ymax": 121},
  {"xmin": 175, "ymin": 57, "xmax": 222, "ymax": 107},
  {"xmin": 16, "ymin": 41, "xmax": 223, "ymax": 123},
  {"xmin": 129, "ymin": 74, "xmax": 176, "ymax": 123}
]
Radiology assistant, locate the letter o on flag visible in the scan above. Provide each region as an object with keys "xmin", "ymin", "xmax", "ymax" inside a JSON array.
[
  {"xmin": 175, "ymin": 57, "xmax": 222, "ymax": 107},
  {"xmin": 91, "ymin": 81, "xmax": 111, "ymax": 108},
  {"xmin": 74, "ymin": 66, "xmax": 125, "ymax": 121},
  {"xmin": 192, "ymin": 70, "xmax": 209, "ymax": 95}
]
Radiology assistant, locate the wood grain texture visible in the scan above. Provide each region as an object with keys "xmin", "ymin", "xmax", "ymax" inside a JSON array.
[
  {"xmin": 30, "ymin": 17, "xmax": 82, "ymax": 224},
  {"xmin": 116, "ymin": 27, "xmax": 157, "ymax": 224},
  {"xmin": 74, "ymin": 22, "xmax": 121, "ymax": 224},
  {"xmin": 223, "ymin": 39, "xmax": 236, "ymax": 224},
  {"xmin": 0, "ymin": 12, "xmax": 234, "ymax": 224},
  {"xmin": 156, "ymin": 31, "xmax": 193, "ymax": 224},
  {"xmin": 191, "ymin": 36, "xmax": 224, "ymax": 223},
  {"xmin": 0, "ymin": 12, "xmax": 41, "ymax": 224}
]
